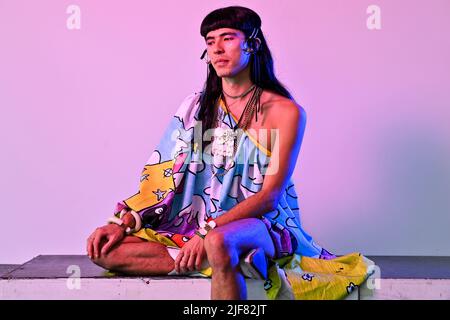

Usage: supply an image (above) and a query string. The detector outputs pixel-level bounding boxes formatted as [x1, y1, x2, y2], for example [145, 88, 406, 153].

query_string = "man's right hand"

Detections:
[86, 224, 125, 259]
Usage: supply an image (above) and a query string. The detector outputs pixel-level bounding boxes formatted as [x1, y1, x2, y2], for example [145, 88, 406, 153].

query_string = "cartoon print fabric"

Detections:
[112, 92, 373, 299]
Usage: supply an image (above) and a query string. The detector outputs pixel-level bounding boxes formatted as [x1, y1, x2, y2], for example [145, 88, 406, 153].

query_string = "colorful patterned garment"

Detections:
[112, 92, 373, 299]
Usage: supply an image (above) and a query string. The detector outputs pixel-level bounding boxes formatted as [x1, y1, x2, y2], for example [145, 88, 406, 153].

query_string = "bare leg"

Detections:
[204, 218, 275, 300]
[92, 236, 175, 276]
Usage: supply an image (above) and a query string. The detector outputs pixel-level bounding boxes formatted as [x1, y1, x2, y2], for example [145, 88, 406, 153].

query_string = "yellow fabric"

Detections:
[124, 160, 175, 211]
[132, 228, 213, 277]
[133, 228, 178, 247]
[267, 252, 369, 300]
[131, 229, 369, 299]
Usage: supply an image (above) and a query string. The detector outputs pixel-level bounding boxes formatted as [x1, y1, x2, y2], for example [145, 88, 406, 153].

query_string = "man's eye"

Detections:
[206, 37, 232, 46]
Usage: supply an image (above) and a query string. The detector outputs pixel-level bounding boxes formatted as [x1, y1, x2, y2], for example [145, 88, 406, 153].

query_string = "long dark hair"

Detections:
[198, 6, 293, 141]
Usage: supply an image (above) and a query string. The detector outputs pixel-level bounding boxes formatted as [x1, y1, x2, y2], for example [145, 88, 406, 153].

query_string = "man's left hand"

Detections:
[174, 235, 206, 274]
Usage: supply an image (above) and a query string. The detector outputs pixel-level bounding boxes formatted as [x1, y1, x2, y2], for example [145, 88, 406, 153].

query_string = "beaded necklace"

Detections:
[210, 86, 263, 177]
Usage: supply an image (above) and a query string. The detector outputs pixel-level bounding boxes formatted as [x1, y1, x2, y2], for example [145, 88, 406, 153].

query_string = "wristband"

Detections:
[118, 208, 128, 219]
[128, 210, 142, 232]
[195, 230, 206, 239]
[118, 209, 142, 233]
[204, 220, 217, 232]
[196, 219, 216, 239]
[107, 216, 132, 234]
[107, 216, 124, 226]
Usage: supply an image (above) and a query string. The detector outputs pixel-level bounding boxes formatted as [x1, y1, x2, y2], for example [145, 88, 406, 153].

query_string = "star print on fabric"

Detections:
[302, 273, 314, 281]
[163, 168, 173, 177]
[346, 282, 358, 293]
[263, 279, 273, 290]
[152, 188, 167, 201]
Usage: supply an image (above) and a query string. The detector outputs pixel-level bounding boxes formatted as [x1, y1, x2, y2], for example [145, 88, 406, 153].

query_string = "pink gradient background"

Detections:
[1, 0, 449, 263]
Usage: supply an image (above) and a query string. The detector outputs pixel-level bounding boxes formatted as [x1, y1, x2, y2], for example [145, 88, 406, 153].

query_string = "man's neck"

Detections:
[221, 65, 254, 97]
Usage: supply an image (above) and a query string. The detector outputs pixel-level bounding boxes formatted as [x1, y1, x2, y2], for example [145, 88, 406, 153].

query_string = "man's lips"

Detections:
[215, 59, 229, 65]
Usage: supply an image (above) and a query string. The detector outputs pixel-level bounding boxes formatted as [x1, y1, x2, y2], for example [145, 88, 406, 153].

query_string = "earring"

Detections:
[244, 48, 253, 54]
[243, 42, 253, 54]
[243, 38, 261, 54]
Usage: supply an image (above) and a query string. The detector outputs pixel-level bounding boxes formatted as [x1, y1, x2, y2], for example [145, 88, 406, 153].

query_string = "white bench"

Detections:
[2, 255, 449, 300]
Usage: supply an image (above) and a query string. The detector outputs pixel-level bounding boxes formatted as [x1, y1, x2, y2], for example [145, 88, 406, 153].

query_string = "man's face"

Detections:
[205, 28, 250, 78]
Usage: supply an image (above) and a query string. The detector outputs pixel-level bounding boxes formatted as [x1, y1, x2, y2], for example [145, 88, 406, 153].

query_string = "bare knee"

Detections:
[91, 243, 124, 271]
[204, 230, 238, 270]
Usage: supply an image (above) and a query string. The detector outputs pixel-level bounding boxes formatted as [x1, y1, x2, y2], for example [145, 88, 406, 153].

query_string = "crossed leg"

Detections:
[92, 217, 275, 299]
[204, 218, 275, 300]
[91, 236, 175, 276]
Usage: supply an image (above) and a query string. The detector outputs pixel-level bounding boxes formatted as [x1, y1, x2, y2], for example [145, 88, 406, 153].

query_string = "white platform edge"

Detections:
[0, 277, 360, 300]
[359, 279, 450, 300]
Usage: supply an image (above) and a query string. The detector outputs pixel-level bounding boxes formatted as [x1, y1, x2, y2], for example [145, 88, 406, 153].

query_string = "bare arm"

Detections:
[213, 101, 307, 227]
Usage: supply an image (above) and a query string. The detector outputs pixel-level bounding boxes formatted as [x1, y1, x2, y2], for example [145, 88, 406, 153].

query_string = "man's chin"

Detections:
[216, 70, 236, 78]
[215, 71, 229, 78]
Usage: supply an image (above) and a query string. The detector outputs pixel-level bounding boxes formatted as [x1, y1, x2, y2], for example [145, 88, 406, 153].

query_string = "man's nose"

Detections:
[212, 42, 224, 54]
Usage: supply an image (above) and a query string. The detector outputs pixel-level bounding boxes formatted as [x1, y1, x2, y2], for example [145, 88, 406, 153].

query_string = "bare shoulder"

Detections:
[261, 91, 306, 128]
